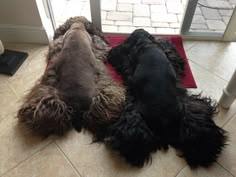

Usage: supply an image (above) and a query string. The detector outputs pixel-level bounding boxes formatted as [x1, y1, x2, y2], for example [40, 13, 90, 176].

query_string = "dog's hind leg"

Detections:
[104, 94, 159, 167]
[173, 94, 228, 168]
[17, 83, 74, 137]
[83, 81, 125, 140]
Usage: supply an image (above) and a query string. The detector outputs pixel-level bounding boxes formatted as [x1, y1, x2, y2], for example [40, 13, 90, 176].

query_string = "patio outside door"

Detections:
[45, 0, 236, 41]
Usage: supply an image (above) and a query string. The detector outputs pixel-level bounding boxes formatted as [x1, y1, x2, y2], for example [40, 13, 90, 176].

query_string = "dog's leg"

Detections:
[105, 94, 159, 167]
[173, 94, 228, 167]
[17, 83, 74, 136]
[83, 74, 125, 140]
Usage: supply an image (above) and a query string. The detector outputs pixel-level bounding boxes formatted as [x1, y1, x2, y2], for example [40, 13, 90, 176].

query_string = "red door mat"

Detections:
[105, 35, 197, 88]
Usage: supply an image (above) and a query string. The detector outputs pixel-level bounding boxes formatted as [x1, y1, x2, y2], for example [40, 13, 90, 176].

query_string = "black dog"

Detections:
[106, 29, 227, 168]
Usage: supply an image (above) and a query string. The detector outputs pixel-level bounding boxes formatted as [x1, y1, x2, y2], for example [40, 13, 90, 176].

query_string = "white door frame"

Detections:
[90, 0, 102, 30]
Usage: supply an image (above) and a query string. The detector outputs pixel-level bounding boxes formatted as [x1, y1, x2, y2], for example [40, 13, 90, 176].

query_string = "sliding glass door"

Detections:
[181, 0, 236, 41]
[45, 0, 236, 41]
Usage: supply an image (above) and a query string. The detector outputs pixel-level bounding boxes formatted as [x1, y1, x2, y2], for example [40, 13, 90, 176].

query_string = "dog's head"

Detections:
[63, 22, 92, 46]
[108, 29, 154, 79]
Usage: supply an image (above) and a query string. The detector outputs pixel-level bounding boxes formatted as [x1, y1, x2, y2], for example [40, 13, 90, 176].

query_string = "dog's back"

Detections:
[133, 46, 177, 108]
[54, 23, 98, 111]
[132, 42, 181, 145]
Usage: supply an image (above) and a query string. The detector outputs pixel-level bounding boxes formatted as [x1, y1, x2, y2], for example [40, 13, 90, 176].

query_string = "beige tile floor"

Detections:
[0, 40, 236, 177]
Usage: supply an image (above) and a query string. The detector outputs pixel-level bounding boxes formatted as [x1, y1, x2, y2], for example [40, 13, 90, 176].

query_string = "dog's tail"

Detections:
[83, 80, 125, 140]
[104, 95, 159, 167]
[17, 83, 74, 137]
[174, 94, 227, 168]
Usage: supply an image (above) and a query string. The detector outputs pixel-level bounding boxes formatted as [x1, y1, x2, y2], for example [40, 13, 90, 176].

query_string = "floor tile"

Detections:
[187, 61, 234, 128]
[218, 115, 236, 176]
[0, 43, 46, 82]
[0, 117, 53, 176]
[186, 41, 236, 81]
[8, 47, 47, 97]
[187, 61, 227, 101]
[0, 81, 20, 123]
[183, 40, 199, 51]
[176, 164, 233, 177]
[2, 143, 80, 177]
[4, 43, 46, 61]
[56, 130, 186, 177]
[214, 101, 236, 127]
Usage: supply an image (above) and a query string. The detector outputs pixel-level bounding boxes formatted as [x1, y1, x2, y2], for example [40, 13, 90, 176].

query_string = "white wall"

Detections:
[0, 0, 49, 44]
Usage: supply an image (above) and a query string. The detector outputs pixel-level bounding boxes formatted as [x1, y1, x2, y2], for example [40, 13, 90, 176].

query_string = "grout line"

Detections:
[0, 142, 53, 177]
[174, 165, 187, 177]
[216, 162, 236, 177]
[221, 111, 236, 128]
[7, 81, 21, 99]
[189, 59, 229, 83]
[55, 142, 83, 177]
[184, 41, 199, 52]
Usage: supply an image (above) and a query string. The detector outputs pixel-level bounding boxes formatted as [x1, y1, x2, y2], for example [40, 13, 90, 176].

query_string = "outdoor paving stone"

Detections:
[206, 20, 226, 30]
[195, 7, 202, 15]
[115, 21, 133, 26]
[150, 5, 167, 13]
[190, 29, 213, 32]
[191, 23, 208, 29]
[177, 14, 184, 22]
[107, 11, 132, 21]
[102, 25, 118, 32]
[156, 28, 176, 34]
[207, 0, 233, 8]
[101, 0, 117, 11]
[136, 27, 156, 33]
[175, 28, 180, 33]
[201, 7, 221, 20]
[166, 0, 182, 2]
[118, 26, 137, 33]
[133, 17, 151, 26]
[182, 0, 188, 5]
[229, 0, 236, 3]
[101, 11, 107, 19]
[192, 15, 206, 24]
[219, 10, 233, 16]
[166, 2, 184, 14]
[117, 3, 133, 12]
[152, 22, 169, 27]
[133, 4, 150, 17]
[118, 0, 141, 4]
[102, 20, 115, 25]
[142, 0, 165, 5]
[222, 17, 231, 25]
[151, 13, 178, 22]
[169, 23, 181, 28]
[55, 0, 231, 34]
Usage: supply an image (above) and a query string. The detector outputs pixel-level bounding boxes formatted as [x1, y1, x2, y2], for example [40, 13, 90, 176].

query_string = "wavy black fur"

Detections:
[106, 29, 227, 168]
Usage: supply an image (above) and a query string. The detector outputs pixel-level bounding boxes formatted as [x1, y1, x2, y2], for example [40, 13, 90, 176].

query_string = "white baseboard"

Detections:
[0, 24, 50, 44]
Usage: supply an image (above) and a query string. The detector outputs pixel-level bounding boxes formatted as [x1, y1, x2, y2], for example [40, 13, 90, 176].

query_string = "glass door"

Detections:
[45, 0, 92, 28]
[45, 0, 236, 41]
[181, 0, 236, 41]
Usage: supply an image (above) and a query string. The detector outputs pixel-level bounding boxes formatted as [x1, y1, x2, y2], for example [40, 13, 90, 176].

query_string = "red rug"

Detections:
[105, 35, 197, 88]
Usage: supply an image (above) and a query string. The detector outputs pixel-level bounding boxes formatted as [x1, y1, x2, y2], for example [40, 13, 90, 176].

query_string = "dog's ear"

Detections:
[105, 96, 159, 167]
[175, 95, 227, 167]
[108, 45, 130, 74]
[17, 84, 74, 136]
